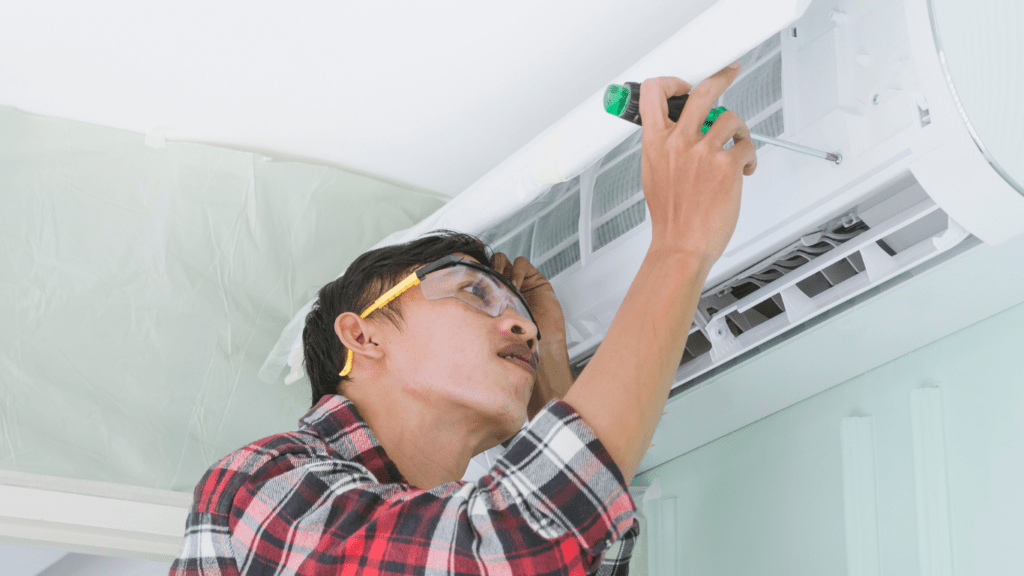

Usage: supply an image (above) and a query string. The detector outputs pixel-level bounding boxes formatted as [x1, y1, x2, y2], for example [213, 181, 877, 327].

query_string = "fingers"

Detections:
[740, 139, 758, 176]
[490, 253, 546, 290]
[705, 112, 757, 176]
[490, 252, 526, 290]
[676, 63, 742, 138]
[509, 256, 538, 290]
[638, 77, 692, 133]
[490, 252, 506, 272]
[490, 253, 511, 279]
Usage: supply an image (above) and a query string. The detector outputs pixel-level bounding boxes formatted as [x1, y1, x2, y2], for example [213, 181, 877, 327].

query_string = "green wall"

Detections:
[0, 106, 448, 492]
[631, 289, 1024, 575]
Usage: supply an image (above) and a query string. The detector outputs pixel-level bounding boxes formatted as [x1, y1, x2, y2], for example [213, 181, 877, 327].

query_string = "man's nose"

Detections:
[498, 306, 538, 347]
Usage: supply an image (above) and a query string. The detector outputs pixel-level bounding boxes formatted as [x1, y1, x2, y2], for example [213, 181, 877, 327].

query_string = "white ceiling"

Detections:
[0, 0, 718, 197]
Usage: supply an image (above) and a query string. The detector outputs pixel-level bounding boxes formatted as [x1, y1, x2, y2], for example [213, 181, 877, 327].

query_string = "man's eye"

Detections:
[462, 281, 488, 300]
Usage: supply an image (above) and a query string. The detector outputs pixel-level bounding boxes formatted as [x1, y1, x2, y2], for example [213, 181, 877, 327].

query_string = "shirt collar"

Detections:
[297, 394, 408, 486]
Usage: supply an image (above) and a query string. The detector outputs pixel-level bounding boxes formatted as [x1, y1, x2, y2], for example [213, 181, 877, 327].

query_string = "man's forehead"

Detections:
[413, 253, 484, 275]
[440, 263, 497, 283]
[451, 252, 480, 264]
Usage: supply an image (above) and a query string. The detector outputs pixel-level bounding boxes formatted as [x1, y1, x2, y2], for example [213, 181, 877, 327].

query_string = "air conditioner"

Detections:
[263, 0, 1024, 483]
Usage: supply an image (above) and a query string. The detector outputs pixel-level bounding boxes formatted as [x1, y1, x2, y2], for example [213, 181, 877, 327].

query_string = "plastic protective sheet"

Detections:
[0, 106, 447, 492]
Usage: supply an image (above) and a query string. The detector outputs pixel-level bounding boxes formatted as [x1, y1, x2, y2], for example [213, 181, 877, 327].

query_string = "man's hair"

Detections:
[303, 229, 493, 408]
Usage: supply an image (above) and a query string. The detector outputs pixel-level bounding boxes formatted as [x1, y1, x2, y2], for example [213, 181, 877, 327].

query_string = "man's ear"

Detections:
[334, 312, 385, 367]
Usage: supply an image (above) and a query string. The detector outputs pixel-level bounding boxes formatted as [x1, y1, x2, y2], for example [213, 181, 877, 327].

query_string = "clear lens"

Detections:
[420, 265, 532, 323]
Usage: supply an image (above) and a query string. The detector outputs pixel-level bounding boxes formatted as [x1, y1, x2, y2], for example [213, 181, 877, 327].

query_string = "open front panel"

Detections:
[481, 32, 788, 272]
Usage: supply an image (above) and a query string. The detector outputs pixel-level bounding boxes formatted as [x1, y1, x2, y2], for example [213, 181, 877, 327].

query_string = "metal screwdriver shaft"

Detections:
[604, 82, 842, 165]
[749, 133, 842, 164]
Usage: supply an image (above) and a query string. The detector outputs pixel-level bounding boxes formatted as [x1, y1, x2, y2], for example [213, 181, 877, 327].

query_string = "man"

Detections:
[169, 62, 756, 576]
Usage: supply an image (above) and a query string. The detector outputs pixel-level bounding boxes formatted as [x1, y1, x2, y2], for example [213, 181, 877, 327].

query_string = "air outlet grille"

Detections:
[681, 330, 713, 365]
[698, 219, 872, 320]
[673, 181, 968, 377]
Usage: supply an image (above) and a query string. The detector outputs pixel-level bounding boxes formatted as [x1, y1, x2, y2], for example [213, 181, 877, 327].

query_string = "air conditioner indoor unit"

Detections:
[263, 0, 1024, 483]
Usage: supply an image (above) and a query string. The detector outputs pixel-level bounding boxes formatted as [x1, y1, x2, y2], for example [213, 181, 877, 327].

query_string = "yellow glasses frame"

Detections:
[338, 255, 540, 378]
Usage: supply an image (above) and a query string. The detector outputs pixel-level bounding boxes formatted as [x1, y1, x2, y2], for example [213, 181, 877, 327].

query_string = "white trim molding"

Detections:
[840, 416, 882, 576]
[644, 496, 678, 575]
[0, 468, 191, 563]
[910, 386, 955, 576]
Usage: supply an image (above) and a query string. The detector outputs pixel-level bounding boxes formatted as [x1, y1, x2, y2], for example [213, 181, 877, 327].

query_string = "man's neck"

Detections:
[347, 390, 487, 490]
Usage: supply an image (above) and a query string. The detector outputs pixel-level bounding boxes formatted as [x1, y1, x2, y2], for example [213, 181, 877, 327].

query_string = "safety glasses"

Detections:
[339, 255, 540, 377]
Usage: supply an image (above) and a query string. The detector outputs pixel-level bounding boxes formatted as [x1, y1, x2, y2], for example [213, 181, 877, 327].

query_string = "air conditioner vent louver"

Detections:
[877, 209, 949, 254]
[795, 250, 866, 298]
[680, 330, 713, 364]
[698, 218, 871, 318]
[671, 179, 970, 380]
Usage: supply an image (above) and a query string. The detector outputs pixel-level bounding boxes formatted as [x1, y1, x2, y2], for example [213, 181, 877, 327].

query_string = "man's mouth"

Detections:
[499, 353, 535, 373]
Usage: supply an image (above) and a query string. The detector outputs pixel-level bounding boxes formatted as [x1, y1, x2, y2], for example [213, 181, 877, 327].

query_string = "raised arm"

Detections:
[562, 63, 757, 486]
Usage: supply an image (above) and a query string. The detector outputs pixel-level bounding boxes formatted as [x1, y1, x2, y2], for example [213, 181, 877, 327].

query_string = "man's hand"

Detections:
[490, 253, 574, 420]
[639, 67, 757, 271]
[490, 252, 566, 342]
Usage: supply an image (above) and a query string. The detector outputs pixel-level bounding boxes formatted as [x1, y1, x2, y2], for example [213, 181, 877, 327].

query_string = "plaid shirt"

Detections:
[169, 394, 640, 575]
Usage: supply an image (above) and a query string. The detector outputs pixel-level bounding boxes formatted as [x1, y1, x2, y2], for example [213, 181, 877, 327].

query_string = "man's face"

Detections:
[380, 253, 539, 444]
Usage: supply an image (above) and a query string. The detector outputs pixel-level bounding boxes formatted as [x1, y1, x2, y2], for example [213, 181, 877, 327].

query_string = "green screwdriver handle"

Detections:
[606, 81, 842, 163]
[702, 105, 727, 134]
[605, 81, 726, 133]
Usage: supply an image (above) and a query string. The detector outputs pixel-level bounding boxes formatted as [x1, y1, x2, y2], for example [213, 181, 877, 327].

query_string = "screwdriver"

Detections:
[604, 82, 842, 164]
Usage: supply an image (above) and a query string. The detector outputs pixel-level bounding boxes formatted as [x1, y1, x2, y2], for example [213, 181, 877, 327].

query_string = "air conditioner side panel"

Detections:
[911, 134, 1024, 246]
[904, 0, 1024, 245]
